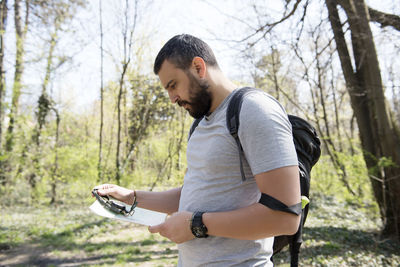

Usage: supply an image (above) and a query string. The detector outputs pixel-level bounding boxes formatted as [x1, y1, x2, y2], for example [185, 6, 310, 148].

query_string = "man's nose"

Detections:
[168, 91, 179, 104]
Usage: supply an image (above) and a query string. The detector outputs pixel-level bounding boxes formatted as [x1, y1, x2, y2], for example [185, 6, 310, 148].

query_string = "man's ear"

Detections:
[192, 57, 207, 78]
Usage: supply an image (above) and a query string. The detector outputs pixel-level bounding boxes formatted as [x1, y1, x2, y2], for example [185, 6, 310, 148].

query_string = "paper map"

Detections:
[89, 200, 167, 226]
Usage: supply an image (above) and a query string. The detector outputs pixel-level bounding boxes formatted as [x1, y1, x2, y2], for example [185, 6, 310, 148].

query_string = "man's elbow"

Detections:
[282, 214, 301, 235]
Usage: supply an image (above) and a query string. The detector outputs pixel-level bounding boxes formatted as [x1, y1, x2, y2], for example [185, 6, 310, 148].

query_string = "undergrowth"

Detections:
[0, 193, 399, 266]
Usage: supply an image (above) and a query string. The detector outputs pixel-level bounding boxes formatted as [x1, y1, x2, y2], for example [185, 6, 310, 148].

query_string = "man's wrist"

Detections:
[128, 190, 137, 205]
[190, 211, 208, 238]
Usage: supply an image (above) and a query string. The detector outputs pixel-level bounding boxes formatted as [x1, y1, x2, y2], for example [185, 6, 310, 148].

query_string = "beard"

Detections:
[177, 72, 212, 119]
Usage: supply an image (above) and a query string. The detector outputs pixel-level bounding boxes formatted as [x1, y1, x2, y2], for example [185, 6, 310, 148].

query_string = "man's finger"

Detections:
[94, 184, 114, 196]
[96, 188, 109, 196]
[148, 223, 163, 234]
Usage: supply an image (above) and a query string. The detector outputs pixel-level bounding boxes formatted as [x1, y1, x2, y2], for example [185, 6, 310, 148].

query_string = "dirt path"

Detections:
[0, 244, 54, 266]
[0, 243, 174, 267]
[0, 225, 178, 267]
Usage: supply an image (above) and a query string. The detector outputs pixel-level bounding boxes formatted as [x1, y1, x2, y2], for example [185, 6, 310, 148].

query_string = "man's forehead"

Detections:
[159, 59, 177, 73]
[158, 60, 180, 87]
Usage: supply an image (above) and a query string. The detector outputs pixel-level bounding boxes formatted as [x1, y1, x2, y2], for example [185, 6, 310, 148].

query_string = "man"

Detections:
[94, 34, 300, 266]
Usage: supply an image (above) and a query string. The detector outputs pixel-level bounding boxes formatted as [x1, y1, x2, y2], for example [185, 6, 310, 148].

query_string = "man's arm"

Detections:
[203, 165, 301, 240]
[136, 187, 182, 215]
[149, 165, 301, 243]
[95, 184, 182, 215]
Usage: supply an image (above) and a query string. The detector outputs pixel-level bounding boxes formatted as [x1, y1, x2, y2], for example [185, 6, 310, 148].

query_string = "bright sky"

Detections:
[58, 0, 325, 112]
[54, 0, 249, 112]
[3, 0, 399, 113]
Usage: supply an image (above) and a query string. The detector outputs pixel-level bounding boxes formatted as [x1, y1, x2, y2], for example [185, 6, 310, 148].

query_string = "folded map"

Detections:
[89, 200, 167, 226]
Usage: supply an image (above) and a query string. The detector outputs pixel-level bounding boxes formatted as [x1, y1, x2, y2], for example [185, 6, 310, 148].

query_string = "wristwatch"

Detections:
[190, 211, 208, 238]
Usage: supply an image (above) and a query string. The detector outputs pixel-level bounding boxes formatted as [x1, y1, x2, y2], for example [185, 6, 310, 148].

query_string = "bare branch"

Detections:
[202, 0, 256, 31]
[368, 6, 400, 32]
[240, 0, 303, 44]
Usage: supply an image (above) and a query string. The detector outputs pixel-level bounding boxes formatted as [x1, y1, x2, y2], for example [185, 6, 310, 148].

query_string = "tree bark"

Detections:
[115, 63, 127, 184]
[0, 0, 8, 187]
[115, 0, 138, 183]
[368, 6, 400, 31]
[326, 0, 400, 240]
[5, 0, 29, 152]
[0, 0, 8, 148]
[50, 109, 60, 205]
[1, 0, 29, 188]
[98, 0, 104, 182]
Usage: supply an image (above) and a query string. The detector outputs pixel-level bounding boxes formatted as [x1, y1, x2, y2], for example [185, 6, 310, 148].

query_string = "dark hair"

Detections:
[153, 34, 219, 74]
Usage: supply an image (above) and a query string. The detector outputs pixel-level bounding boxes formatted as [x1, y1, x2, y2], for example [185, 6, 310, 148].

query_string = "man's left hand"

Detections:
[148, 211, 194, 244]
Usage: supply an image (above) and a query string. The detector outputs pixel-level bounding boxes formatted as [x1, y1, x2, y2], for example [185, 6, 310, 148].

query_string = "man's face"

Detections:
[158, 60, 212, 118]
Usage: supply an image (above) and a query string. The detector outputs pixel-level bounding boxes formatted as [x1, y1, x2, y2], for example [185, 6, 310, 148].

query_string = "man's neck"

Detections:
[207, 68, 237, 114]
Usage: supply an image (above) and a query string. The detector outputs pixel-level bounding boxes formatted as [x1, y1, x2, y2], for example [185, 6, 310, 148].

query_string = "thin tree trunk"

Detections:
[46, 34, 64, 202]
[115, 0, 138, 183]
[2, 0, 28, 188]
[0, 0, 8, 187]
[50, 109, 60, 205]
[98, 0, 104, 182]
[0, 0, 8, 148]
[330, 64, 343, 153]
[270, 46, 280, 101]
[42, 34, 55, 100]
[5, 0, 29, 152]
[116, 63, 128, 183]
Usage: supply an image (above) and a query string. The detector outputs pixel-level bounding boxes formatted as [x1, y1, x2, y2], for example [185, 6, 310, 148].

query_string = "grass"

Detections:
[273, 194, 400, 266]
[0, 205, 178, 266]
[0, 194, 399, 266]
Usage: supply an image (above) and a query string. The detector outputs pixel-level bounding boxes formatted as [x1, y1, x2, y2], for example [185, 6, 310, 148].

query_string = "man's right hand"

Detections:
[93, 184, 135, 205]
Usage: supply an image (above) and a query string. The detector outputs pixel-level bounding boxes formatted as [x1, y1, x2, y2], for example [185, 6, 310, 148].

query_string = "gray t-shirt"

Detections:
[178, 88, 298, 267]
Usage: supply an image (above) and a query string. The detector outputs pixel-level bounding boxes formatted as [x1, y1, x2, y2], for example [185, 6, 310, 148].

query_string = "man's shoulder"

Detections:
[238, 89, 288, 122]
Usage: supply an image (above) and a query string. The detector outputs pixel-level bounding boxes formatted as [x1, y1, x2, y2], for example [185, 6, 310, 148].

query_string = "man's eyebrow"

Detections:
[165, 80, 174, 90]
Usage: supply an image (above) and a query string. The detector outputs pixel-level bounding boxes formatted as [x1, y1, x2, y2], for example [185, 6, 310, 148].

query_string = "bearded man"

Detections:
[94, 34, 300, 267]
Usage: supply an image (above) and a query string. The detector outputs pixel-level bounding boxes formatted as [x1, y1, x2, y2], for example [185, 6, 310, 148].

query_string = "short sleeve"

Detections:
[238, 92, 298, 175]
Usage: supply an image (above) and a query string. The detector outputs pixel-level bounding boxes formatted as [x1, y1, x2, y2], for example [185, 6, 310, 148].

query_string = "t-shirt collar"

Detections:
[205, 88, 240, 121]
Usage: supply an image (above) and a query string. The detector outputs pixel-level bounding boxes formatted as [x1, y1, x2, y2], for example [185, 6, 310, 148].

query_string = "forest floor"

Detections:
[1, 194, 399, 267]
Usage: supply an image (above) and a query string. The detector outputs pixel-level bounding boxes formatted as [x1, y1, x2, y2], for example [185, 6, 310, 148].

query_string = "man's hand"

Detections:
[148, 211, 194, 244]
[93, 184, 135, 205]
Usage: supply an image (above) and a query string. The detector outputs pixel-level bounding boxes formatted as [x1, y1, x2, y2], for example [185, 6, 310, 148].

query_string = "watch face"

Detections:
[194, 227, 202, 236]
[193, 226, 207, 237]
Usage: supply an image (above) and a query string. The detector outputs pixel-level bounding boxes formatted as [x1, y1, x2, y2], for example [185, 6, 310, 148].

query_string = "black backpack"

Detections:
[189, 87, 321, 267]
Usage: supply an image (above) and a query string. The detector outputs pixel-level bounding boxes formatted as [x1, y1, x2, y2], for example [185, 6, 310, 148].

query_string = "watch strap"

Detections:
[190, 211, 208, 238]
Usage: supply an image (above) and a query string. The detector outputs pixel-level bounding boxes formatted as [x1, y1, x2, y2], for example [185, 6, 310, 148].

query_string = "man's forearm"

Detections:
[203, 203, 300, 240]
[135, 187, 182, 215]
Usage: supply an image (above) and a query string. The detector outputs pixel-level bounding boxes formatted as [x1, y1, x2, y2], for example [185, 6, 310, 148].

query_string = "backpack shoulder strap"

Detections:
[226, 87, 259, 181]
[226, 88, 258, 136]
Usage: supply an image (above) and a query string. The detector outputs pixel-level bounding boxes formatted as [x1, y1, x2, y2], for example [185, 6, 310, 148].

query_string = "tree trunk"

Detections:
[0, 0, 8, 187]
[0, 0, 8, 148]
[50, 109, 60, 205]
[115, 0, 138, 183]
[1, 0, 29, 188]
[326, 0, 400, 240]
[5, 0, 29, 152]
[115, 63, 127, 184]
[97, 0, 104, 182]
